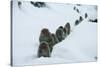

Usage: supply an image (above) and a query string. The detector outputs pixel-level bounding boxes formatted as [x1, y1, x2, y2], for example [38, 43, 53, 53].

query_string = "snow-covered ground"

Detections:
[12, 1, 97, 66]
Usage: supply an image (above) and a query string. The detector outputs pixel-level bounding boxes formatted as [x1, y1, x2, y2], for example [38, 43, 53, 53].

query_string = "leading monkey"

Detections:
[39, 28, 54, 52]
[37, 41, 50, 57]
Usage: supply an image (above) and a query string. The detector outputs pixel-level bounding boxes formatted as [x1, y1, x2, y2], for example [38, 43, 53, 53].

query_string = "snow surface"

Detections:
[12, 1, 97, 66]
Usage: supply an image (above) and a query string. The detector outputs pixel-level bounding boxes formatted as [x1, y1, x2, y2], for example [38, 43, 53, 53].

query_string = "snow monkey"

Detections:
[85, 13, 88, 19]
[34, 2, 46, 8]
[30, 1, 46, 8]
[63, 27, 67, 38]
[18, 1, 22, 8]
[56, 26, 65, 42]
[89, 19, 97, 23]
[64, 23, 71, 35]
[76, 9, 79, 13]
[51, 33, 59, 46]
[39, 28, 54, 53]
[37, 41, 50, 57]
[75, 19, 80, 26]
[30, 1, 34, 5]
[73, 6, 76, 10]
[79, 16, 83, 22]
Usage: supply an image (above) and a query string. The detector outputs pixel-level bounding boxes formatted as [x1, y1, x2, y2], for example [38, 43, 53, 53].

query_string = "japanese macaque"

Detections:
[30, 1, 46, 8]
[75, 19, 80, 26]
[85, 13, 88, 18]
[18, 1, 22, 8]
[35, 2, 46, 8]
[39, 28, 54, 52]
[64, 23, 71, 35]
[76, 9, 79, 13]
[73, 6, 76, 10]
[79, 16, 83, 22]
[51, 33, 59, 45]
[37, 41, 50, 57]
[63, 27, 68, 37]
[89, 19, 97, 23]
[76, 4, 81, 6]
[56, 26, 65, 42]
[30, 1, 34, 5]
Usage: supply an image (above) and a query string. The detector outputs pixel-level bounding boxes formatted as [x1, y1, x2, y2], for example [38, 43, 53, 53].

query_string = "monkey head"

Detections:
[39, 41, 49, 49]
[59, 26, 63, 29]
[38, 41, 50, 57]
[65, 23, 70, 28]
[41, 28, 50, 36]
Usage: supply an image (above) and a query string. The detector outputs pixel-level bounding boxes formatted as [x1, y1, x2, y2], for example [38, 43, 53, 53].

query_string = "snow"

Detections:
[12, 1, 97, 66]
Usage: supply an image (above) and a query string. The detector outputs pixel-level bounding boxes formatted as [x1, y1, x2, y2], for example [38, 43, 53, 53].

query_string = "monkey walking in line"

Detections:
[63, 26, 68, 38]
[64, 23, 71, 35]
[30, 1, 35, 5]
[51, 33, 59, 46]
[76, 9, 80, 13]
[73, 6, 76, 10]
[85, 13, 88, 19]
[39, 28, 55, 53]
[75, 16, 83, 26]
[37, 41, 50, 57]
[34, 2, 46, 8]
[79, 16, 83, 22]
[63, 23, 70, 37]
[56, 26, 65, 42]
[38, 23, 71, 58]
[75, 19, 80, 26]
[18, 1, 22, 9]
[30, 1, 46, 8]
[89, 19, 97, 23]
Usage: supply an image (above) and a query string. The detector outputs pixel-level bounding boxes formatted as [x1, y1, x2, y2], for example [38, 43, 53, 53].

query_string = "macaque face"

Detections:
[41, 28, 50, 36]
[38, 42, 50, 57]
[40, 43, 48, 49]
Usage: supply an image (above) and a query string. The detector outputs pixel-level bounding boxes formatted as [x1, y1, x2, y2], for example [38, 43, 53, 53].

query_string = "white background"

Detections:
[0, 0, 100, 67]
